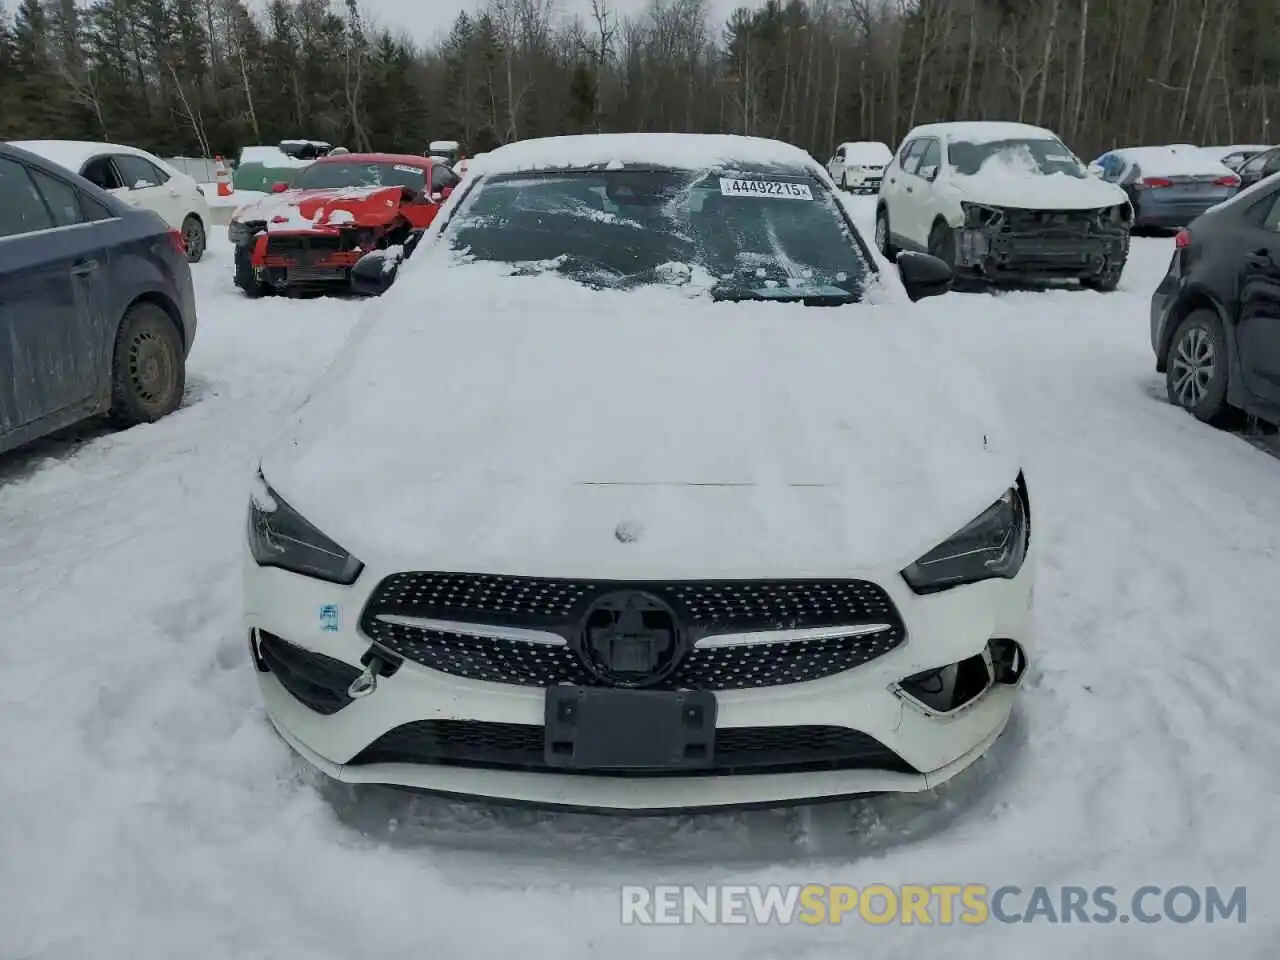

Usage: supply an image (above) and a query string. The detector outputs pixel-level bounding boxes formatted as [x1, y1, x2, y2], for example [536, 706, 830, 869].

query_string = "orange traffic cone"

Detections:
[215, 156, 234, 197]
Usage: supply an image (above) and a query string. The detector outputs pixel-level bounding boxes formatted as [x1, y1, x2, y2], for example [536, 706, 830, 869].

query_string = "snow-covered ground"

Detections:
[2, 202, 1277, 957]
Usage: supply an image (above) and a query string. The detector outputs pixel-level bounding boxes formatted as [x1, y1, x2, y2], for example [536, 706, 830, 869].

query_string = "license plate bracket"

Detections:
[543, 686, 716, 770]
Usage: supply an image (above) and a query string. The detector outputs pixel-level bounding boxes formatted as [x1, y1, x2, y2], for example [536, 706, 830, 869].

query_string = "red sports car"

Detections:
[228, 152, 460, 296]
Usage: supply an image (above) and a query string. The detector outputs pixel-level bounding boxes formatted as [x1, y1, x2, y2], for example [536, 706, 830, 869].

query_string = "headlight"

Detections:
[960, 202, 1004, 227]
[248, 471, 363, 584]
[901, 485, 1028, 595]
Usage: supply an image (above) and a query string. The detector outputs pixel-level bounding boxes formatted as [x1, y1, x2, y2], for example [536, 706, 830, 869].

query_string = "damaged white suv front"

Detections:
[875, 121, 1132, 291]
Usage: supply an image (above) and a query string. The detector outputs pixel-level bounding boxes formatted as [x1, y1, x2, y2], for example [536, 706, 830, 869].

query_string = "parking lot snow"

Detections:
[1, 214, 1277, 958]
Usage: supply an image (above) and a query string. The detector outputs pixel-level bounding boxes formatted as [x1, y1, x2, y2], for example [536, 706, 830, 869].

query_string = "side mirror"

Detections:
[1086, 164, 1105, 178]
[918, 164, 938, 181]
[271, 182, 289, 193]
[896, 251, 952, 302]
[441, 185, 454, 200]
[429, 191, 443, 203]
[350, 249, 401, 296]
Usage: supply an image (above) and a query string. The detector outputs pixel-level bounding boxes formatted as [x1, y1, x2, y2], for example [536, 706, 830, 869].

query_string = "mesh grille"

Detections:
[348, 719, 916, 776]
[359, 573, 906, 690]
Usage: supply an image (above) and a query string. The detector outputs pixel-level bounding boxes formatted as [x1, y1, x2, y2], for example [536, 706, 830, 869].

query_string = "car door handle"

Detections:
[70, 259, 98, 276]
[905, 185, 914, 193]
[888, 177, 896, 184]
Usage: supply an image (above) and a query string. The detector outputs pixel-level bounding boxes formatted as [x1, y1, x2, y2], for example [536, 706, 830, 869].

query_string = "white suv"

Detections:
[874, 121, 1132, 290]
[827, 141, 892, 193]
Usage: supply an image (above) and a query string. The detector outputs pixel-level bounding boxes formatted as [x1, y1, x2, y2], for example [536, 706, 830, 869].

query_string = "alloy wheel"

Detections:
[1170, 325, 1216, 408]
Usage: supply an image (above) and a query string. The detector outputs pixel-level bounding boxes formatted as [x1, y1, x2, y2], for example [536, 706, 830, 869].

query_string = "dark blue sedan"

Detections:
[0, 143, 197, 456]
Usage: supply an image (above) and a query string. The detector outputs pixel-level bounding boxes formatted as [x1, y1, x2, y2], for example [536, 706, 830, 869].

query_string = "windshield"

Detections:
[294, 161, 426, 191]
[444, 167, 872, 303]
[947, 138, 1086, 178]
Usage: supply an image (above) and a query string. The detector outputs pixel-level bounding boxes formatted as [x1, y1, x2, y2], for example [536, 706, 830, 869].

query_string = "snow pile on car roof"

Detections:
[1112, 145, 1233, 176]
[914, 121, 1060, 143]
[238, 145, 315, 168]
[10, 139, 158, 172]
[840, 141, 893, 162]
[480, 133, 824, 175]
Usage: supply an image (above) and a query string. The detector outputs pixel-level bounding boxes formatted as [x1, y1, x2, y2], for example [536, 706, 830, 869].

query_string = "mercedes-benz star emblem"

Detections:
[577, 590, 682, 686]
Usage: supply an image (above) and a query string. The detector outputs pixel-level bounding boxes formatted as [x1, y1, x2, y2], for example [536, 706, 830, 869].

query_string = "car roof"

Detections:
[0, 142, 131, 214]
[478, 132, 823, 177]
[904, 121, 1059, 143]
[313, 152, 439, 167]
[6, 139, 169, 173]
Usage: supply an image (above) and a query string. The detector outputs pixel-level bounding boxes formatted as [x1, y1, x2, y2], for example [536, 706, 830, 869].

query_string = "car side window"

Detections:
[901, 139, 930, 176]
[82, 157, 126, 191]
[896, 139, 917, 167]
[1244, 192, 1280, 231]
[28, 169, 86, 227]
[0, 158, 56, 238]
[115, 154, 168, 189]
[80, 194, 113, 221]
[1241, 152, 1271, 177]
[835, 146, 846, 161]
[915, 139, 941, 179]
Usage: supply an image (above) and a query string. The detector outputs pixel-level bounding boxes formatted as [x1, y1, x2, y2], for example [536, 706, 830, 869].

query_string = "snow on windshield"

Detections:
[949, 138, 1086, 179]
[295, 162, 425, 191]
[444, 167, 871, 302]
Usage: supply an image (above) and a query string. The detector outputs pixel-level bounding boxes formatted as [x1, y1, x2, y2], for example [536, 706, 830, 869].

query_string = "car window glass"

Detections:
[916, 139, 941, 178]
[835, 147, 845, 160]
[82, 157, 125, 190]
[901, 140, 929, 175]
[1242, 152, 1271, 176]
[0, 158, 56, 238]
[81, 194, 113, 220]
[1246, 192, 1280, 231]
[115, 154, 165, 189]
[29, 169, 85, 227]
[897, 139, 917, 166]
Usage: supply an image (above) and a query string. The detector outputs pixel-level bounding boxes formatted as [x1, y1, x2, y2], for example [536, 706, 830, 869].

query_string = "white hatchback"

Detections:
[9, 140, 212, 262]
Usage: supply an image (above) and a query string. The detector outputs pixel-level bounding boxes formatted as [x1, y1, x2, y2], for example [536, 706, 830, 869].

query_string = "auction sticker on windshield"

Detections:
[719, 178, 813, 200]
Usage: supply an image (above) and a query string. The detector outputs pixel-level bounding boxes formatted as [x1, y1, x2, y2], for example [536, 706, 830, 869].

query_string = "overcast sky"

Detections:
[358, 0, 750, 45]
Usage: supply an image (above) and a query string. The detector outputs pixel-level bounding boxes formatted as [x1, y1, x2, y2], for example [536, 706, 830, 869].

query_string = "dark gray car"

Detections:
[0, 143, 197, 456]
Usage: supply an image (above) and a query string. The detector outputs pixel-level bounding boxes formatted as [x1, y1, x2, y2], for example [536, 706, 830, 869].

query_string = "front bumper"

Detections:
[244, 551, 1036, 812]
[955, 224, 1128, 281]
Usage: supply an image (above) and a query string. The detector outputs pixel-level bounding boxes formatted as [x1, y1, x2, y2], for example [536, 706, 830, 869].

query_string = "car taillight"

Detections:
[168, 228, 186, 253]
[1174, 228, 1192, 249]
[1213, 174, 1240, 187]
[1141, 177, 1174, 188]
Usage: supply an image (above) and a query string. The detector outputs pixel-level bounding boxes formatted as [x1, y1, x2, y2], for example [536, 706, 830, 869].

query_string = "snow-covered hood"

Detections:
[260, 265, 1023, 578]
[949, 170, 1127, 211]
[232, 185, 407, 229]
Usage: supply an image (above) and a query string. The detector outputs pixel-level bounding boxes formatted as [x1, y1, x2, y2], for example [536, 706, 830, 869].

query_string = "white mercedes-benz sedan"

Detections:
[244, 133, 1035, 813]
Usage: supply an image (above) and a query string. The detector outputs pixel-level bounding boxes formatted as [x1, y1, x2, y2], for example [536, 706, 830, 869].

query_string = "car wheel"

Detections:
[875, 206, 897, 260]
[181, 215, 206, 263]
[1082, 258, 1125, 292]
[109, 302, 186, 426]
[233, 242, 269, 298]
[1165, 309, 1230, 423]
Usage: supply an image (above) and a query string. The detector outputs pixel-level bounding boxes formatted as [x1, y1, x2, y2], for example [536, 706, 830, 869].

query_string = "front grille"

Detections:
[256, 631, 362, 715]
[359, 573, 906, 690]
[266, 234, 344, 255]
[999, 208, 1101, 235]
[347, 719, 916, 776]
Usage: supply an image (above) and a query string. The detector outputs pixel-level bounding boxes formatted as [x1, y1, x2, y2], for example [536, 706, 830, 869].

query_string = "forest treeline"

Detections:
[1, 0, 1276, 161]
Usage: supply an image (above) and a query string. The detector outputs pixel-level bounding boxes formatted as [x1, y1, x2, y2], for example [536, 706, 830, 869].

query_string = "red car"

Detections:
[228, 153, 460, 296]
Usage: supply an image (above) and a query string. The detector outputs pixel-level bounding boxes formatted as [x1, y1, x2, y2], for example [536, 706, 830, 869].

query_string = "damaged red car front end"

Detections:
[230, 154, 456, 297]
